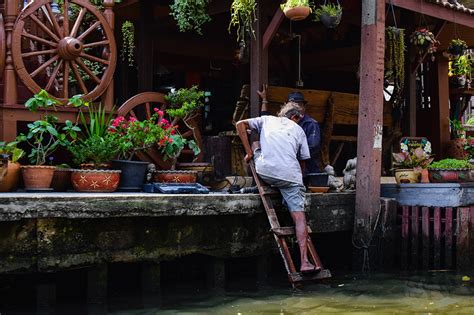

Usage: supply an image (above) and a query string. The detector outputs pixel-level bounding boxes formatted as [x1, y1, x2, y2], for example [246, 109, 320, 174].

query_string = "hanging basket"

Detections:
[320, 10, 342, 28]
[283, 6, 311, 21]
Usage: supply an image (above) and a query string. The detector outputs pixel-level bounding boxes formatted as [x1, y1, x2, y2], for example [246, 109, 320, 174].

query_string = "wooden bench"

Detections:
[265, 86, 393, 167]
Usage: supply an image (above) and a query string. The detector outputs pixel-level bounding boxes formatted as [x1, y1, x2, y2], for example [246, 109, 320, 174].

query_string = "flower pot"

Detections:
[153, 170, 197, 184]
[428, 168, 470, 183]
[177, 163, 214, 185]
[283, 6, 311, 21]
[80, 163, 111, 170]
[445, 138, 468, 160]
[450, 75, 466, 88]
[21, 165, 56, 190]
[320, 11, 342, 28]
[0, 161, 21, 192]
[111, 160, 149, 191]
[71, 169, 121, 192]
[394, 169, 420, 184]
[51, 168, 72, 192]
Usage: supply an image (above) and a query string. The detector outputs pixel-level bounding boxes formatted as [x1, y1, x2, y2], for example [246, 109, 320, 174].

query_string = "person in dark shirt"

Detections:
[257, 85, 321, 174]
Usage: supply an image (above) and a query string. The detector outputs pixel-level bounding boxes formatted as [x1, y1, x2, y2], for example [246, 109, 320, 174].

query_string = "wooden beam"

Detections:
[354, 0, 385, 243]
[388, 0, 474, 28]
[263, 9, 284, 50]
[250, 3, 268, 117]
[433, 55, 450, 158]
[137, 0, 154, 92]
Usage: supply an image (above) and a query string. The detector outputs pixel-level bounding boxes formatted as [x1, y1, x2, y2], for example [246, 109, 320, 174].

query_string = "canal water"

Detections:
[112, 272, 474, 314]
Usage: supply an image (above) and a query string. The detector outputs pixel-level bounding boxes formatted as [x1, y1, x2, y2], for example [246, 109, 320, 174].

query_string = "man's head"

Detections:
[288, 91, 307, 114]
[278, 101, 303, 123]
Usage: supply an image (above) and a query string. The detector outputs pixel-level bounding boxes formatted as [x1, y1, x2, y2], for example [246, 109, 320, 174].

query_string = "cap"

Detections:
[288, 91, 307, 104]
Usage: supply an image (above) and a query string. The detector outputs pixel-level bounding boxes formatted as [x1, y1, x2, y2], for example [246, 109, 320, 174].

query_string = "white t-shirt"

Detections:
[247, 116, 310, 185]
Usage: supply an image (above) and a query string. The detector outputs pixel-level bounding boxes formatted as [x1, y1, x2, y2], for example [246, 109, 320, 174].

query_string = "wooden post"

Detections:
[445, 207, 453, 269]
[353, 0, 385, 254]
[457, 207, 470, 271]
[101, 0, 115, 110]
[141, 262, 161, 308]
[410, 206, 419, 270]
[421, 206, 430, 269]
[137, 0, 153, 92]
[431, 55, 450, 158]
[401, 206, 409, 269]
[249, 2, 267, 117]
[36, 280, 56, 315]
[3, 0, 18, 105]
[256, 254, 269, 288]
[379, 198, 397, 270]
[206, 257, 225, 294]
[87, 264, 108, 313]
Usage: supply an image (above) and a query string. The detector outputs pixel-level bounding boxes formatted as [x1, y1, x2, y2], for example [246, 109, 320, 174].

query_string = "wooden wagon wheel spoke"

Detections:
[75, 58, 100, 84]
[12, 0, 117, 104]
[29, 14, 60, 42]
[45, 59, 63, 91]
[70, 60, 88, 94]
[44, 3, 62, 38]
[70, 8, 87, 38]
[21, 48, 56, 58]
[22, 31, 57, 47]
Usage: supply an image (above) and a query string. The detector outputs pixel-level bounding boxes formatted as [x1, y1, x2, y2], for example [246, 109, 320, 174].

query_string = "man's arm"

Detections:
[257, 84, 270, 115]
[236, 120, 254, 162]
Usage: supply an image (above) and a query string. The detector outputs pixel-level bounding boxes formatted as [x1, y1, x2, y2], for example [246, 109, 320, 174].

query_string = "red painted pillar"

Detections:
[354, 0, 385, 242]
[102, 0, 115, 110]
[3, 0, 18, 106]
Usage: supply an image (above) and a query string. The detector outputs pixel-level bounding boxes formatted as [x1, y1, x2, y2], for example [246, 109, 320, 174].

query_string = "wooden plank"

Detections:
[411, 206, 419, 270]
[470, 206, 474, 271]
[272, 226, 313, 236]
[456, 207, 470, 271]
[422, 207, 430, 270]
[401, 206, 409, 270]
[250, 4, 267, 117]
[388, 0, 474, 29]
[289, 269, 331, 282]
[445, 207, 453, 269]
[263, 9, 284, 50]
[433, 207, 441, 269]
[354, 0, 385, 253]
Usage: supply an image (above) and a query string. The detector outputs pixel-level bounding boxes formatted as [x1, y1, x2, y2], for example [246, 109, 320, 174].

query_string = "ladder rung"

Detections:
[289, 269, 332, 283]
[271, 226, 313, 236]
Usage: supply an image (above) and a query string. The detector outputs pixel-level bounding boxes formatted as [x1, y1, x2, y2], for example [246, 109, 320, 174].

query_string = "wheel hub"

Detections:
[57, 37, 83, 60]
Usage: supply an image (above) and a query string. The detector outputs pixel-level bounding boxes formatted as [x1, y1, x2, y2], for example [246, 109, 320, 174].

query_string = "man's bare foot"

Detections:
[300, 261, 321, 273]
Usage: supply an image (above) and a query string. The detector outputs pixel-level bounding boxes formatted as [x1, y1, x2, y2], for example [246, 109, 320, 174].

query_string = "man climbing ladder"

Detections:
[236, 102, 331, 283]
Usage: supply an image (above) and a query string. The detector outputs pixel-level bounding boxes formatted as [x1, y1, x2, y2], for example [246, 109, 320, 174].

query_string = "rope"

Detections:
[352, 201, 384, 273]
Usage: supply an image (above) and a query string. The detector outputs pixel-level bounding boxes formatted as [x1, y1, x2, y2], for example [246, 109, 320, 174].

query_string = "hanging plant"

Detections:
[228, 0, 257, 43]
[170, 0, 211, 35]
[385, 26, 406, 99]
[280, 0, 311, 21]
[409, 28, 440, 62]
[313, 2, 343, 28]
[448, 38, 468, 57]
[121, 20, 135, 67]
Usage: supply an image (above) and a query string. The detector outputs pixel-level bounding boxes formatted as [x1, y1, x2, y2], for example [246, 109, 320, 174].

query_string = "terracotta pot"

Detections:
[51, 168, 72, 192]
[420, 168, 430, 183]
[71, 169, 121, 192]
[394, 169, 420, 184]
[153, 170, 197, 184]
[445, 138, 468, 160]
[283, 6, 311, 21]
[428, 168, 471, 183]
[0, 161, 21, 192]
[21, 165, 56, 189]
[177, 163, 214, 185]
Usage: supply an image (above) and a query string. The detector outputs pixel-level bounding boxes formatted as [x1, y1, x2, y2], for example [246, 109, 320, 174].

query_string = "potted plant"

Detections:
[69, 134, 122, 192]
[228, 0, 257, 43]
[449, 55, 471, 88]
[313, 2, 343, 28]
[448, 38, 468, 57]
[410, 28, 440, 62]
[16, 90, 81, 190]
[428, 158, 472, 183]
[446, 119, 469, 159]
[0, 141, 24, 192]
[170, 0, 211, 35]
[392, 142, 433, 184]
[280, 0, 312, 21]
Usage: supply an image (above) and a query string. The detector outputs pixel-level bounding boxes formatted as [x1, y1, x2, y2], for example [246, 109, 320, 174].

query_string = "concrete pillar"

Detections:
[206, 257, 225, 294]
[141, 262, 161, 308]
[87, 264, 108, 314]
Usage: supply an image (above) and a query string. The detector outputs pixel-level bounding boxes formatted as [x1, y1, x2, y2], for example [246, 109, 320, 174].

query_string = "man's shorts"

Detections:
[259, 173, 306, 212]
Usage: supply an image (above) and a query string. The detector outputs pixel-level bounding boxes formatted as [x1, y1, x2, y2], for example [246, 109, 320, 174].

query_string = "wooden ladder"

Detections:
[249, 160, 331, 287]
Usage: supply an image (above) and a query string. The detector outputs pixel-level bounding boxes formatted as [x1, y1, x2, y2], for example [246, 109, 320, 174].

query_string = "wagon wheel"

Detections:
[117, 92, 204, 169]
[0, 14, 5, 77]
[12, 0, 116, 104]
